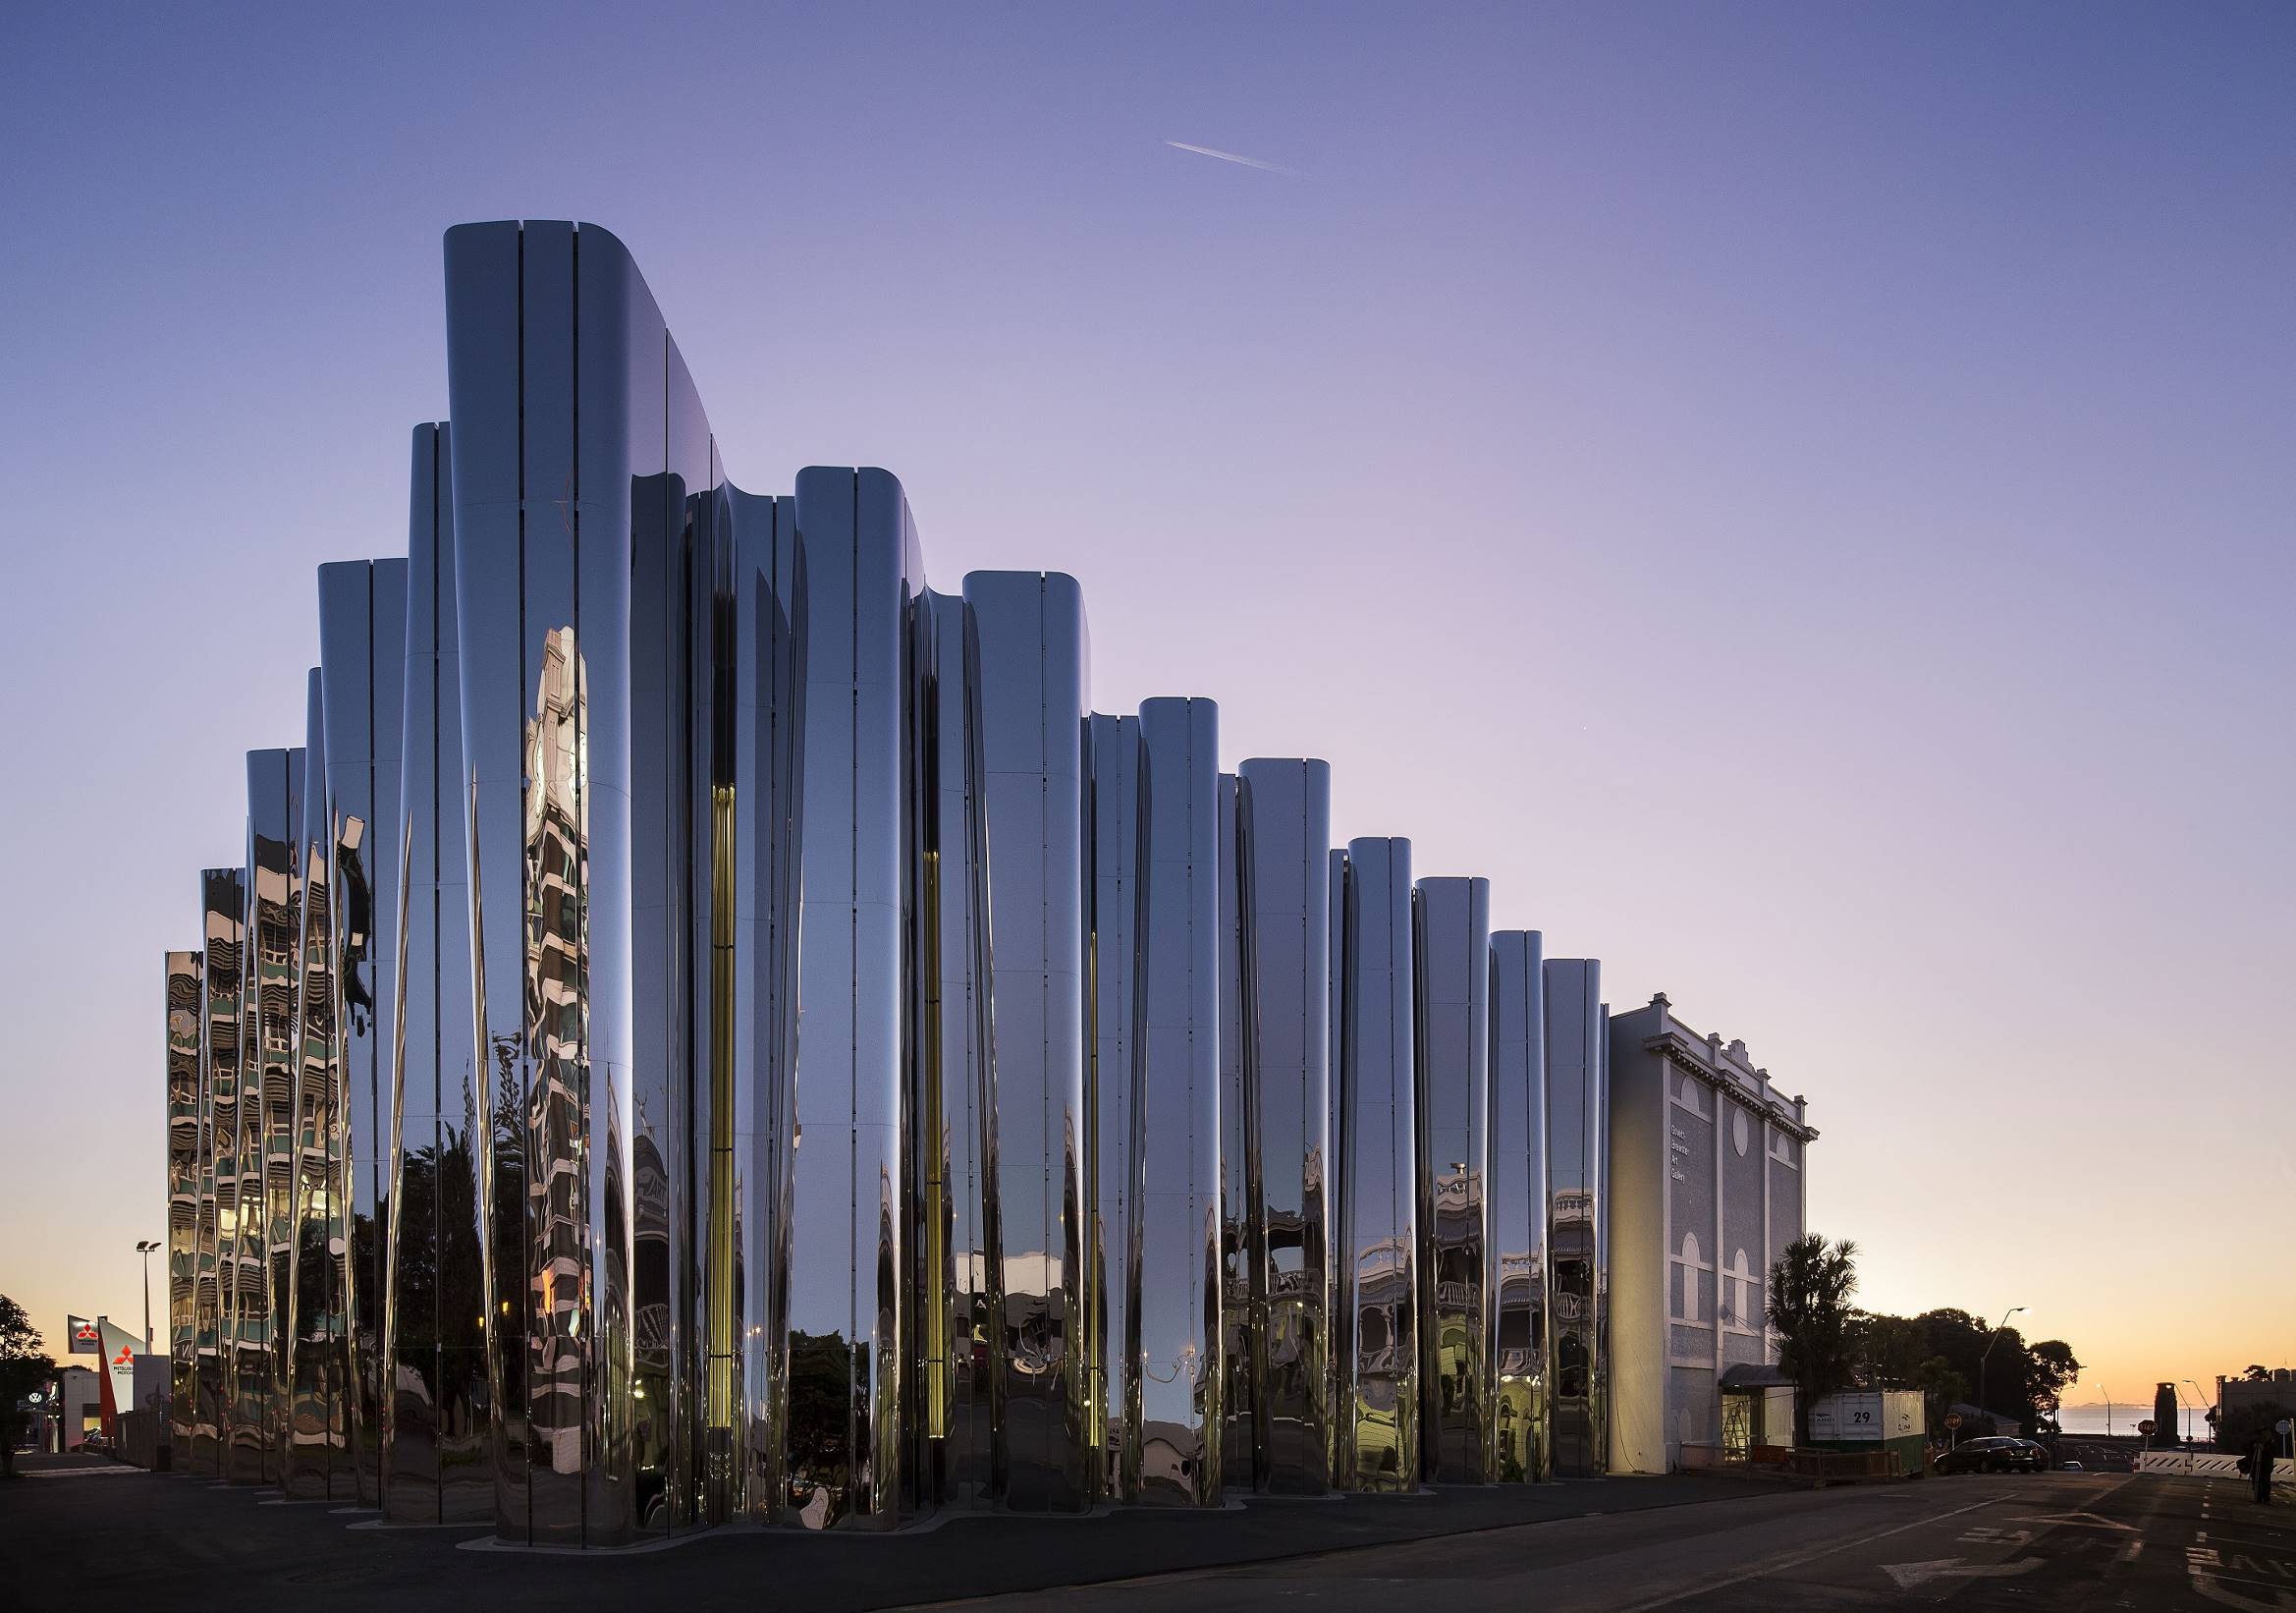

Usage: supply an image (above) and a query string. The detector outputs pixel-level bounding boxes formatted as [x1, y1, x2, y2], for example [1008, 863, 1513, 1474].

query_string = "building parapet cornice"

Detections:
[1637, 995, 1816, 1140]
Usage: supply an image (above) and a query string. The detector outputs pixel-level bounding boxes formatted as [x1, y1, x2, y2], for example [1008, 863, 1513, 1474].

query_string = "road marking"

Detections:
[1608, 1494, 1999, 1613]
[2012, 1511, 2136, 1530]
[2117, 1538, 2145, 1564]
[1884, 1557, 2045, 1589]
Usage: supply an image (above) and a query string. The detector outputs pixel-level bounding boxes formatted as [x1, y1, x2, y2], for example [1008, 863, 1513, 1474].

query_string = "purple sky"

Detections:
[2, 2, 2288, 1398]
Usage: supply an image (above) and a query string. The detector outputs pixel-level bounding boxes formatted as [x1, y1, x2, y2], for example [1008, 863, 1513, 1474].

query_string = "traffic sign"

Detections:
[1944, 1413, 1962, 1430]
[2138, 1418, 2156, 1435]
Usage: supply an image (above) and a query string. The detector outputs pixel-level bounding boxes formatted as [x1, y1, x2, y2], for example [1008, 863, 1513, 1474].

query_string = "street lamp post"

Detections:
[135, 1239, 160, 1354]
[2183, 1380, 2209, 1450]
[2102, 1386, 2113, 1438]
[1979, 1306, 2027, 1433]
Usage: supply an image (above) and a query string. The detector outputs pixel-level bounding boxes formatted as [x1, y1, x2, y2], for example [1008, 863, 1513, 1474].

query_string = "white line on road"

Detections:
[1609, 1494, 2000, 1613]
[1883, 1557, 2043, 1589]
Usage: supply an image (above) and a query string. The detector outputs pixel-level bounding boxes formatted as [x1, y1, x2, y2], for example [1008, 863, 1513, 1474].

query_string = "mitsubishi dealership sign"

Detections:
[95, 1317, 140, 1435]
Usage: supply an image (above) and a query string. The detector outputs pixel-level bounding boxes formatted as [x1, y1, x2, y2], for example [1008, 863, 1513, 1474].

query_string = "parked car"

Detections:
[76, 1432, 113, 1454]
[2059, 1459, 2086, 1472]
[1936, 1436, 2049, 1474]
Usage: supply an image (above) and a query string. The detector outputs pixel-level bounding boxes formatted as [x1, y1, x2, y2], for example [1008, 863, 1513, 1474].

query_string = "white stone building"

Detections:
[1607, 994, 1815, 1474]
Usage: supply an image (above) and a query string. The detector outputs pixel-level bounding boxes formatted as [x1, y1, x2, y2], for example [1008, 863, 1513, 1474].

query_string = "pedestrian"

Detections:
[2251, 1426, 2275, 1506]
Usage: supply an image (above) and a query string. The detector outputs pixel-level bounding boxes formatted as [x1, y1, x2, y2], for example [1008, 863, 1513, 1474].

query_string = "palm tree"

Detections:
[1768, 1235, 1859, 1448]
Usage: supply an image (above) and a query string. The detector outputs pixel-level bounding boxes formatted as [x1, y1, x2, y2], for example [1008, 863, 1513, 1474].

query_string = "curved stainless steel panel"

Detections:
[1335, 837, 1417, 1490]
[1216, 772, 1253, 1491]
[1544, 957, 1606, 1478]
[923, 590, 997, 1509]
[1233, 759, 1332, 1495]
[962, 570, 1089, 1513]
[1487, 930, 1548, 1482]
[1324, 848, 1344, 1485]
[237, 747, 301, 1484]
[730, 490, 803, 1522]
[447, 220, 690, 1545]
[286, 670, 345, 1498]
[781, 467, 916, 1530]
[195, 866, 244, 1477]
[384, 424, 488, 1525]
[1084, 712, 1140, 1500]
[1133, 699, 1223, 1506]
[167, 949, 204, 1459]
[1411, 876, 1490, 1483]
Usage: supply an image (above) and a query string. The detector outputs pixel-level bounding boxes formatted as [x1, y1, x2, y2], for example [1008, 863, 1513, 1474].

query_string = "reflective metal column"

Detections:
[1134, 698, 1223, 1505]
[1084, 712, 1141, 1500]
[1234, 759, 1332, 1495]
[1216, 772, 1254, 1491]
[1411, 877, 1490, 1483]
[1324, 847, 1345, 1486]
[195, 867, 243, 1477]
[242, 747, 302, 1484]
[1334, 837, 1417, 1490]
[962, 570, 1090, 1512]
[1487, 930, 1548, 1482]
[729, 490, 803, 1521]
[385, 423, 486, 1525]
[286, 671, 346, 1498]
[318, 558, 409, 1506]
[167, 948, 204, 1460]
[1544, 957, 1606, 1478]
[447, 219, 667, 1545]
[782, 467, 919, 1529]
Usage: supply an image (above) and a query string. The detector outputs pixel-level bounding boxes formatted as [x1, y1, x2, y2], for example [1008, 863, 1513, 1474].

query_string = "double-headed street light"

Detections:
[1979, 1305, 2027, 1430]
[135, 1239, 160, 1353]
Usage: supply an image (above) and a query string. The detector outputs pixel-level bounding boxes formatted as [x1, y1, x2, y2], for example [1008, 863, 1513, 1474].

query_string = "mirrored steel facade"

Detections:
[1234, 759, 1333, 1495]
[1544, 957, 1608, 1478]
[1488, 931, 1550, 1482]
[1335, 838, 1418, 1490]
[1413, 876, 1491, 1483]
[167, 949, 203, 1456]
[156, 219, 1768, 1545]
[317, 557, 409, 1504]
[385, 422, 488, 1525]
[244, 747, 302, 1484]
[1134, 698, 1223, 1505]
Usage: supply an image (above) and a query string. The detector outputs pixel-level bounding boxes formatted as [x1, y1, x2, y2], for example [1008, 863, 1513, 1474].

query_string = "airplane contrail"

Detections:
[1164, 140, 1293, 175]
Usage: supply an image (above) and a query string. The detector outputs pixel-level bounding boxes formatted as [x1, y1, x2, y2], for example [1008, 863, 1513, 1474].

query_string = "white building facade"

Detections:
[1607, 995, 1815, 1474]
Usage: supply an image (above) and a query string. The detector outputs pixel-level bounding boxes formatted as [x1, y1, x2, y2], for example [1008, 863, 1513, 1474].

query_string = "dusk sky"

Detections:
[2, 2, 2288, 1408]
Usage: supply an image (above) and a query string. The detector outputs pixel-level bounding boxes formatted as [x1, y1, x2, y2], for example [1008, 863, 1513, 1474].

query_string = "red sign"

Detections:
[2139, 1418, 2157, 1435]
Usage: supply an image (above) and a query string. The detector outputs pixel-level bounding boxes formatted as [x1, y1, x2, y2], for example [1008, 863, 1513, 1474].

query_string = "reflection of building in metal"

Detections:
[1544, 958, 1606, 1479]
[1606, 994, 1814, 1474]
[1133, 698, 1224, 1506]
[1489, 932, 1549, 1483]
[1413, 877, 1491, 1483]
[383, 424, 487, 1526]
[317, 556, 409, 1508]
[1235, 760, 1334, 1495]
[284, 669, 347, 1500]
[244, 747, 302, 1486]
[158, 218, 1829, 1547]
[1336, 838, 1419, 1490]
[193, 866, 243, 1477]
[166, 949, 203, 1458]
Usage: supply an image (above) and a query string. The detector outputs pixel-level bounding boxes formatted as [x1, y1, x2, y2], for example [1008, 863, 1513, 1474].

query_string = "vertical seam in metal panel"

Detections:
[514, 221, 532, 1546]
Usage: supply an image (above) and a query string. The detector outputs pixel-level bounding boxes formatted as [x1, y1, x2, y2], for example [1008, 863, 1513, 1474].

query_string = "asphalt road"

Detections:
[5, 1454, 2290, 1612]
[964, 1471, 2296, 1612]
